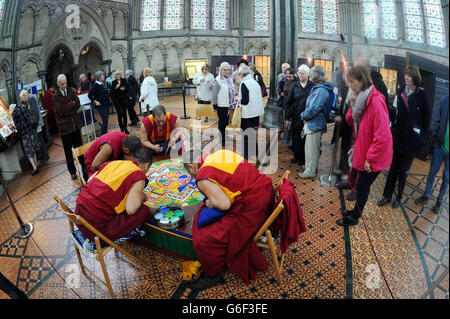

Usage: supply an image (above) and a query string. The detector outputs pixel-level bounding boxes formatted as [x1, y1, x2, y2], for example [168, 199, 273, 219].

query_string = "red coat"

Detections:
[345, 87, 393, 172]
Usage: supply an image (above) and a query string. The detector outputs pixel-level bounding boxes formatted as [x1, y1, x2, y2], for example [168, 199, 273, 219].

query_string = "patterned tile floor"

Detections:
[0, 95, 448, 299]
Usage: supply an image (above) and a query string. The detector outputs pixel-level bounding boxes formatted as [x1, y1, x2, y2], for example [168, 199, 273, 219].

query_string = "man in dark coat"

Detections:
[52, 74, 85, 180]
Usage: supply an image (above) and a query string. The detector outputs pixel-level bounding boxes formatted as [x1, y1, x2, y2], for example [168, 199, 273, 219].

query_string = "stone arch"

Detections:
[18, 53, 43, 71]
[134, 43, 150, 58]
[40, 4, 112, 65]
[165, 41, 179, 56]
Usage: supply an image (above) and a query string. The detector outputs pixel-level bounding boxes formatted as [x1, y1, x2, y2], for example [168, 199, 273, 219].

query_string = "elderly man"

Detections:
[277, 62, 291, 98]
[79, 74, 92, 92]
[299, 66, 334, 179]
[125, 70, 140, 126]
[52, 74, 85, 180]
[141, 104, 182, 155]
[19, 90, 49, 162]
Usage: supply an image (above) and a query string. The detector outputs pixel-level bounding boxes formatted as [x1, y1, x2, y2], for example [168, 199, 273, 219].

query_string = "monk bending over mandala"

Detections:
[183, 149, 275, 290]
[75, 149, 153, 242]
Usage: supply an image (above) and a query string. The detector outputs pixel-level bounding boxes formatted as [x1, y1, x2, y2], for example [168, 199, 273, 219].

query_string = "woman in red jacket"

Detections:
[337, 66, 393, 227]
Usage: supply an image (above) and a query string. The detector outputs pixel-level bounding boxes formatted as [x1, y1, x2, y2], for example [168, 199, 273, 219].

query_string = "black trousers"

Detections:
[114, 97, 129, 131]
[291, 119, 305, 163]
[127, 98, 139, 123]
[0, 273, 27, 299]
[350, 170, 381, 218]
[382, 152, 414, 200]
[61, 130, 83, 175]
[217, 107, 229, 147]
[241, 116, 259, 159]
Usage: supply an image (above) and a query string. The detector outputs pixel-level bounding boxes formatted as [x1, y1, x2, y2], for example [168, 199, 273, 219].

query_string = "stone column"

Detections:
[262, 0, 298, 129]
[442, 0, 449, 43]
[71, 65, 79, 88]
[37, 70, 47, 92]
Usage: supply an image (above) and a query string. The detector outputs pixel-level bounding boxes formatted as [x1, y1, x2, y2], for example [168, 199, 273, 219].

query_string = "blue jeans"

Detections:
[96, 105, 109, 136]
[423, 143, 449, 203]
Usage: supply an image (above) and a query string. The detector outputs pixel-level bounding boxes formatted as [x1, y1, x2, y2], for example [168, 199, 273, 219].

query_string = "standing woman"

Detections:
[337, 66, 393, 227]
[193, 64, 214, 122]
[238, 64, 265, 159]
[378, 65, 430, 208]
[212, 62, 238, 147]
[286, 65, 314, 165]
[111, 70, 130, 134]
[88, 71, 111, 136]
[139, 68, 159, 118]
[11, 100, 41, 176]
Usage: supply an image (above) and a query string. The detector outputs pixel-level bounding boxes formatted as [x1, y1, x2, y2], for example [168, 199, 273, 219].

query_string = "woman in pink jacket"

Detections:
[337, 66, 393, 227]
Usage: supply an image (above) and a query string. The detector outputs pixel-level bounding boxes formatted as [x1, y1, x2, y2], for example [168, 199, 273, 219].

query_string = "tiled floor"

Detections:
[0, 95, 448, 299]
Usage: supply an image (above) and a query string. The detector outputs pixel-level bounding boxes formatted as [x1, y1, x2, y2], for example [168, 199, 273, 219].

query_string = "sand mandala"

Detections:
[144, 158, 205, 208]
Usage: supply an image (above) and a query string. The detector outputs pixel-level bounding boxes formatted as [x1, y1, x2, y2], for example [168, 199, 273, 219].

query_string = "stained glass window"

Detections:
[299, 0, 317, 33]
[254, 0, 270, 31]
[361, 0, 379, 38]
[0, 0, 5, 25]
[321, 0, 338, 34]
[141, 0, 161, 31]
[191, 0, 209, 29]
[423, 0, 446, 47]
[212, 0, 229, 30]
[380, 0, 398, 40]
[403, 0, 424, 43]
[164, 0, 183, 30]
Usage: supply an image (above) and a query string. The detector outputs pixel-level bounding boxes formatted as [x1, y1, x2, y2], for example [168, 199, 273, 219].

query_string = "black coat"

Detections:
[111, 78, 128, 101]
[126, 75, 139, 104]
[392, 85, 431, 157]
[88, 82, 111, 108]
[371, 71, 389, 104]
[285, 79, 314, 122]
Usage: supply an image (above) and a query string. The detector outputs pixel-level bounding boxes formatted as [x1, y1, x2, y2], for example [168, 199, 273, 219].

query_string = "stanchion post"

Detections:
[0, 169, 34, 238]
[180, 85, 191, 120]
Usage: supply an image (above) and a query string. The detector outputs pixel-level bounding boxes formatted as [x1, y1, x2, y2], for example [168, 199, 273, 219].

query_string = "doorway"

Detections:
[46, 45, 75, 89]
[78, 43, 103, 84]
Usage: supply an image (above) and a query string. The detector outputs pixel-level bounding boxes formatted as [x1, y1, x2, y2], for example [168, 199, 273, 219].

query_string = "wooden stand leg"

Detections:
[266, 230, 282, 284]
[95, 237, 115, 299]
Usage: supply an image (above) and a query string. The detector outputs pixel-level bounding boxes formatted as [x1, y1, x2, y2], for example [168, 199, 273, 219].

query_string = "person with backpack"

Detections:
[298, 66, 334, 179]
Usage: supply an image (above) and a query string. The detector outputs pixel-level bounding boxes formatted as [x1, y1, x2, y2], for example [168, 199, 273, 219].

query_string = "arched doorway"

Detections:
[46, 45, 75, 89]
[78, 42, 103, 82]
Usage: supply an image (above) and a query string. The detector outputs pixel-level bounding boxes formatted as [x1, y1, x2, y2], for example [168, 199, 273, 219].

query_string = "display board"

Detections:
[0, 95, 16, 140]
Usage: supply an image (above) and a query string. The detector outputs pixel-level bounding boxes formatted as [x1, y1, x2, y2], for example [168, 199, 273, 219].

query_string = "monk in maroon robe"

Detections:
[184, 149, 275, 290]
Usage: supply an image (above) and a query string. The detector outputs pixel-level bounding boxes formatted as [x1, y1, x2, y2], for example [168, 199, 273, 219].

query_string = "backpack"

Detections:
[325, 90, 338, 123]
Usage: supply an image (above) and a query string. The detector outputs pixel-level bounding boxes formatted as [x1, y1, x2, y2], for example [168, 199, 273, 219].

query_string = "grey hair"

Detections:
[310, 66, 326, 83]
[125, 69, 133, 76]
[19, 89, 29, 97]
[298, 64, 310, 74]
[57, 74, 67, 83]
[239, 64, 252, 76]
[152, 104, 167, 118]
[95, 71, 104, 81]
[219, 62, 231, 73]
[79, 74, 86, 80]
